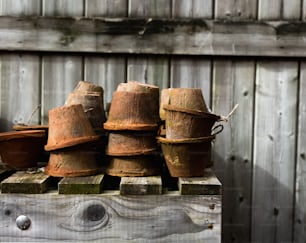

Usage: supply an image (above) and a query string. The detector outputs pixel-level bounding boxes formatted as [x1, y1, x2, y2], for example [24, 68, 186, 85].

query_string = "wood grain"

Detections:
[0, 193, 221, 242]
[120, 176, 162, 195]
[214, 0, 257, 19]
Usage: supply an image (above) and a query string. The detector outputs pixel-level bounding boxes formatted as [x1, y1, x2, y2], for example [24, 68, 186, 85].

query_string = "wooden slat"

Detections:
[0, 193, 221, 242]
[258, 0, 281, 20]
[1, 171, 52, 193]
[252, 61, 298, 243]
[0, 17, 305, 57]
[58, 174, 105, 194]
[178, 169, 221, 195]
[172, 0, 213, 18]
[0, 0, 41, 16]
[0, 54, 40, 131]
[214, 0, 257, 19]
[120, 176, 162, 195]
[43, 0, 84, 16]
[212, 60, 255, 243]
[294, 61, 306, 243]
[85, 0, 127, 17]
[128, 0, 171, 17]
[283, 0, 301, 20]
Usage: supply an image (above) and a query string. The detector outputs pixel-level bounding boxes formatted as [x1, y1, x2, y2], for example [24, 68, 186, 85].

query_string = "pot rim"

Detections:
[0, 130, 46, 141]
[157, 135, 215, 144]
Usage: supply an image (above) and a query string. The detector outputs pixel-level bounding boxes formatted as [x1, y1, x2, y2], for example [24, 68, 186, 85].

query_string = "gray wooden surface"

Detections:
[0, 0, 305, 242]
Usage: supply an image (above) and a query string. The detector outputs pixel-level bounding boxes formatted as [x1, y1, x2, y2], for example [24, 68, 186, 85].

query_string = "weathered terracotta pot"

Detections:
[117, 81, 159, 94]
[104, 91, 160, 131]
[157, 135, 215, 177]
[65, 91, 106, 135]
[164, 105, 221, 139]
[0, 130, 46, 169]
[106, 155, 161, 177]
[45, 104, 99, 151]
[45, 147, 100, 177]
[73, 81, 104, 96]
[160, 88, 208, 120]
[106, 131, 157, 156]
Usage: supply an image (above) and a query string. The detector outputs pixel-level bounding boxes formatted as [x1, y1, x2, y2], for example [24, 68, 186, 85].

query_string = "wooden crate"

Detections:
[0, 168, 222, 242]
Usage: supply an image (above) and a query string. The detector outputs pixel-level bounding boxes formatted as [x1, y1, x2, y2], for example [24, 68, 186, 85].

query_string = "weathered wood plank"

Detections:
[85, 0, 127, 17]
[178, 169, 221, 195]
[172, 0, 213, 18]
[0, 193, 221, 242]
[283, 0, 301, 20]
[252, 61, 298, 243]
[0, 54, 40, 131]
[0, 17, 305, 57]
[128, 0, 171, 17]
[212, 60, 255, 243]
[58, 174, 105, 194]
[214, 0, 257, 19]
[42, 0, 84, 16]
[0, 0, 41, 16]
[1, 171, 52, 193]
[294, 61, 306, 243]
[120, 176, 162, 195]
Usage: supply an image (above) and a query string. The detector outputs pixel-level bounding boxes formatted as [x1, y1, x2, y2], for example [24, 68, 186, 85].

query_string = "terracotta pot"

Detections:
[104, 91, 160, 131]
[73, 81, 104, 96]
[0, 130, 46, 170]
[164, 105, 221, 139]
[106, 155, 161, 177]
[65, 91, 106, 135]
[45, 147, 100, 177]
[160, 88, 208, 120]
[45, 104, 99, 151]
[117, 81, 159, 94]
[157, 135, 215, 177]
[106, 131, 157, 156]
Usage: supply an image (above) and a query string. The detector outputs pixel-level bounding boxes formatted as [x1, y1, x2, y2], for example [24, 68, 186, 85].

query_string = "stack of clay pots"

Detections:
[103, 81, 161, 177]
[44, 81, 106, 177]
[157, 88, 223, 177]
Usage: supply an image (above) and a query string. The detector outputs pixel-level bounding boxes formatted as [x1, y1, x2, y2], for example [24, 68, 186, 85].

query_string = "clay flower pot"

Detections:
[45, 147, 100, 177]
[0, 130, 46, 170]
[106, 154, 161, 177]
[65, 91, 106, 135]
[73, 80, 104, 96]
[104, 91, 160, 131]
[45, 104, 99, 151]
[160, 88, 208, 120]
[106, 131, 157, 156]
[157, 136, 215, 177]
[164, 105, 222, 139]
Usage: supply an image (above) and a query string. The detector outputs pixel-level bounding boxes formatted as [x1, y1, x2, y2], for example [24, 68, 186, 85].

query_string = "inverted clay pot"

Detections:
[65, 91, 106, 134]
[104, 91, 160, 131]
[73, 80, 104, 96]
[45, 148, 99, 177]
[45, 104, 99, 151]
[164, 105, 221, 139]
[0, 130, 46, 169]
[106, 154, 161, 177]
[106, 131, 157, 156]
[157, 135, 215, 177]
[160, 88, 208, 120]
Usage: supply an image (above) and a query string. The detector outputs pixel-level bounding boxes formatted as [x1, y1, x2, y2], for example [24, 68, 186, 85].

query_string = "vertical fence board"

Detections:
[127, 0, 170, 89]
[0, 54, 40, 131]
[214, 0, 257, 19]
[295, 62, 306, 243]
[252, 61, 298, 243]
[172, 0, 213, 18]
[41, 1, 84, 124]
[85, 0, 128, 110]
[0, 0, 41, 16]
[258, 0, 281, 20]
[283, 0, 301, 20]
[85, 0, 127, 17]
[43, 0, 84, 16]
[0, 1, 41, 131]
[212, 60, 254, 243]
[303, 0, 306, 20]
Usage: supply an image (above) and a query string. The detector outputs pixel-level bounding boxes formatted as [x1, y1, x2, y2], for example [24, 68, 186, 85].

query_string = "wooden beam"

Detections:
[120, 176, 162, 195]
[0, 16, 305, 57]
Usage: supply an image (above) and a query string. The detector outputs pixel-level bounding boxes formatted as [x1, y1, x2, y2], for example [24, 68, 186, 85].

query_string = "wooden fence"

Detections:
[0, 0, 305, 242]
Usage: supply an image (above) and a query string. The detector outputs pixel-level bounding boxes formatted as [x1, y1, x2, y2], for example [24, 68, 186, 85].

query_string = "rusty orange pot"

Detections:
[164, 105, 221, 139]
[0, 130, 46, 170]
[45, 104, 99, 151]
[104, 91, 160, 131]
[65, 91, 106, 135]
[106, 131, 157, 156]
[73, 80, 104, 95]
[45, 147, 100, 177]
[160, 88, 208, 120]
[157, 135, 214, 177]
[106, 154, 161, 177]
